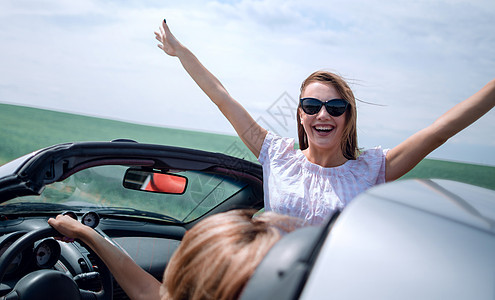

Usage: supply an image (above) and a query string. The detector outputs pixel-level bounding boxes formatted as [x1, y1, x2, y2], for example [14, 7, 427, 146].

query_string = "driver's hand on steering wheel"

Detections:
[48, 214, 88, 243]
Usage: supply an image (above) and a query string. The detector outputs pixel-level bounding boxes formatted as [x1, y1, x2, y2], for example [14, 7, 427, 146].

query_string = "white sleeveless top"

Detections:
[258, 131, 388, 225]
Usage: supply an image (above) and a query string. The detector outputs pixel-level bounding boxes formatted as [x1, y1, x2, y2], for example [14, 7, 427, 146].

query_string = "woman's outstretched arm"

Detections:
[385, 79, 495, 181]
[154, 20, 267, 157]
[48, 215, 162, 300]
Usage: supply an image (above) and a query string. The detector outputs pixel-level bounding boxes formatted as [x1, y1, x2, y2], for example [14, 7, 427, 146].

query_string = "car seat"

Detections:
[240, 210, 340, 300]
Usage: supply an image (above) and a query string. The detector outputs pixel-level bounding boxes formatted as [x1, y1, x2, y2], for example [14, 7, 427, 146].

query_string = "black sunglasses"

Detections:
[300, 98, 349, 116]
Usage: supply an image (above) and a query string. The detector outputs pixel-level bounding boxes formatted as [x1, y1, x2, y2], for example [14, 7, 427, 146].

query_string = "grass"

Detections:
[0, 103, 256, 164]
[1, 103, 494, 190]
[401, 159, 495, 190]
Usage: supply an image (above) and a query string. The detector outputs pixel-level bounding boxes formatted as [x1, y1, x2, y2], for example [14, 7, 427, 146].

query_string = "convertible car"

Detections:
[0, 140, 494, 300]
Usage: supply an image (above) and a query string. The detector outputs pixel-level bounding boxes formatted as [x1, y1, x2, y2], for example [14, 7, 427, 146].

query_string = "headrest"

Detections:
[240, 225, 324, 300]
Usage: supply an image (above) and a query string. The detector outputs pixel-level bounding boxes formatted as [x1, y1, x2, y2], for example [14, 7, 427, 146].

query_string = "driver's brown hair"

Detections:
[162, 210, 301, 300]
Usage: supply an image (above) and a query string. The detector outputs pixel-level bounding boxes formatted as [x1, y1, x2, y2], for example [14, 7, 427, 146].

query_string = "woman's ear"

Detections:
[159, 284, 170, 300]
[298, 107, 304, 124]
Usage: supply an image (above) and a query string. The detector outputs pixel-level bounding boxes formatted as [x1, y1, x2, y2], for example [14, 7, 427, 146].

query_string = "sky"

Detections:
[0, 0, 494, 166]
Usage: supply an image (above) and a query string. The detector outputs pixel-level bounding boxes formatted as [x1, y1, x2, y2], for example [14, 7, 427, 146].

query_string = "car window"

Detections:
[2, 165, 247, 223]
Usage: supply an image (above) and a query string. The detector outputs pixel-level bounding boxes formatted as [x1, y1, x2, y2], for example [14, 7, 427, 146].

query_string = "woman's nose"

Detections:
[316, 106, 331, 119]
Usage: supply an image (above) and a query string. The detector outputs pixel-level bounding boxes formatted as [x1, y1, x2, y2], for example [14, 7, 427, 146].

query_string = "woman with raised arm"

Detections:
[155, 19, 495, 225]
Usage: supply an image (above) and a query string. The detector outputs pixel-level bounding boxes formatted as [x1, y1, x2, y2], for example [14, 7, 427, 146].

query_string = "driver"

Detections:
[48, 209, 301, 300]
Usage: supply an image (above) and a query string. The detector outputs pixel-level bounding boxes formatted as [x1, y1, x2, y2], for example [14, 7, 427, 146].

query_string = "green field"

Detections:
[0, 103, 255, 163]
[1, 103, 494, 190]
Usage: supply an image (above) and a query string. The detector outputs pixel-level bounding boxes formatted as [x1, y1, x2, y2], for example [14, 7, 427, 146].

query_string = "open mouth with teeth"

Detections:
[314, 125, 334, 133]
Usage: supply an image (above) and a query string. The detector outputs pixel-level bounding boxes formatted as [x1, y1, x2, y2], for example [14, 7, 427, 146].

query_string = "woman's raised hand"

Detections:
[153, 18, 267, 157]
[155, 19, 182, 57]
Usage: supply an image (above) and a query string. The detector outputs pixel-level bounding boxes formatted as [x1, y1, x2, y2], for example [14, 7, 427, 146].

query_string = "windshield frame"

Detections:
[1, 141, 264, 224]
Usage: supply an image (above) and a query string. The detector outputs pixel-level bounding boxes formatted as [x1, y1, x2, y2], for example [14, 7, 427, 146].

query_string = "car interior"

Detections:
[0, 141, 344, 299]
[0, 142, 268, 299]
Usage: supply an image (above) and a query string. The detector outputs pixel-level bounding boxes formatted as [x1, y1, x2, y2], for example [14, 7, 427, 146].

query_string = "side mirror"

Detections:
[123, 169, 187, 195]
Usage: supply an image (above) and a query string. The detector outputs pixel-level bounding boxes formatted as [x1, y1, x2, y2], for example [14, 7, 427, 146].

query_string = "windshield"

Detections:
[1, 165, 247, 223]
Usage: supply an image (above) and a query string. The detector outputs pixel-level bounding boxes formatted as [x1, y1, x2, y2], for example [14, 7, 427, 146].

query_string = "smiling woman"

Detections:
[155, 19, 495, 225]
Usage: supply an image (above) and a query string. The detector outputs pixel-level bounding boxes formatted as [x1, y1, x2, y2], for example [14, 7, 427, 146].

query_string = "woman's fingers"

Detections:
[54, 236, 75, 243]
[154, 19, 181, 57]
[48, 214, 83, 240]
[160, 24, 166, 38]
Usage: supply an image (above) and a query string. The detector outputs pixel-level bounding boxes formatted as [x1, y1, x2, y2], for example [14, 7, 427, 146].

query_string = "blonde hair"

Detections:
[162, 210, 301, 300]
[297, 71, 359, 160]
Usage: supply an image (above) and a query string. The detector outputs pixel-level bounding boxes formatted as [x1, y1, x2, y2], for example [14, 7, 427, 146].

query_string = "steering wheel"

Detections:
[0, 226, 113, 300]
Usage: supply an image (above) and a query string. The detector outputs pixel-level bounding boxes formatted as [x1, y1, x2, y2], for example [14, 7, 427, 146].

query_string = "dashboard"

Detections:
[0, 213, 185, 299]
[0, 234, 61, 278]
